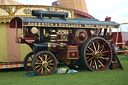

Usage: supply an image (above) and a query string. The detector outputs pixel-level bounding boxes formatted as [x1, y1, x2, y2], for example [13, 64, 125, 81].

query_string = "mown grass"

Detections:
[0, 59, 128, 85]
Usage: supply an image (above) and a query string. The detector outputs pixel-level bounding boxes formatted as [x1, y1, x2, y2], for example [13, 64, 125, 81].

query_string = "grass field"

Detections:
[0, 59, 128, 85]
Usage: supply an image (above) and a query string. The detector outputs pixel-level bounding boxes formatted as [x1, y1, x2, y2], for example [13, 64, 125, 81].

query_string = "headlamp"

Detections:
[31, 27, 38, 34]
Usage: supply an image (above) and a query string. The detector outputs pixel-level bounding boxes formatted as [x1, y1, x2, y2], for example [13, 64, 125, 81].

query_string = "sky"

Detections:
[14, 0, 128, 23]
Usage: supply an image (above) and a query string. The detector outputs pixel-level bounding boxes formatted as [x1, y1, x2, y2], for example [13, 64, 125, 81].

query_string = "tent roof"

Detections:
[0, 0, 22, 5]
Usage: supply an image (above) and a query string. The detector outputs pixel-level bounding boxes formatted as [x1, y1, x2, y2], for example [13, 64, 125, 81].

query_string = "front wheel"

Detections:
[81, 37, 112, 71]
[32, 51, 57, 76]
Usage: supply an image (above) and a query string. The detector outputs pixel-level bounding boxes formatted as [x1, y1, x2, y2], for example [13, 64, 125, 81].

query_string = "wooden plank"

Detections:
[111, 45, 123, 70]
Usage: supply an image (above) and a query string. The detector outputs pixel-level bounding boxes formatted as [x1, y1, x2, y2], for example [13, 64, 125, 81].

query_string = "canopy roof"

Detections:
[0, 0, 22, 5]
[10, 17, 119, 29]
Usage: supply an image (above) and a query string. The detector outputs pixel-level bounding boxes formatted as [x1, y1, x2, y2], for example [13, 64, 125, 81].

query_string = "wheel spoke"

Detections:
[90, 43, 93, 49]
[99, 58, 104, 64]
[97, 58, 99, 68]
[48, 60, 53, 63]
[35, 65, 41, 68]
[99, 48, 104, 52]
[86, 53, 93, 55]
[102, 54, 107, 56]
[87, 56, 95, 62]
[44, 54, 48, 61]
[47, 65, 52, 69]
[88, 46, 94, 52]
[41, 67, 44, 73]
[39, 56, 43, 61]
[45, 66, 50, 71]
[47, 57, 51, 61]
[92, 42, 96, 51]
[95, 60, 98, 69]
[38, 66, 42, 72]
[89, 60, 92, 66]
[35, 63, 42, 65]
[98, 60, 105, 67]
[86, 49, 91, 52]
[100, 56, 106, 59]
[36, 58, 42, 62]
[99, 43, 105, 50]
[97, 43, 100, 51]
[49, 63, 54, 65]
[92, 58, 96, 66]
[86, 56, 90, 59]
[100, 51, 108, 54]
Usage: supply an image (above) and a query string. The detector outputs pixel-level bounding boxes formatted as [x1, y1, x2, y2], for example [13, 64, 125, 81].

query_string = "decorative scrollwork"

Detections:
[23, 9, 32, 14]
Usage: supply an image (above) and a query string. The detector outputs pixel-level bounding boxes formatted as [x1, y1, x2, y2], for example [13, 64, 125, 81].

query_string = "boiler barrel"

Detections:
[32, 10, 68, 18]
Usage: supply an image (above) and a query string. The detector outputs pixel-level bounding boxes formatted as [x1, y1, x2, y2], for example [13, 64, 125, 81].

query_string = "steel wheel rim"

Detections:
[32, 51, 56, 75]
[83, 37, 112, 71]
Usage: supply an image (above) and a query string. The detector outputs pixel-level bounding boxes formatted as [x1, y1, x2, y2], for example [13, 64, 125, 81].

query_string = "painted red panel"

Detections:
[113, 32, 122, 47]
[68, 46, 78, 50]
[68, 51, 78, 59]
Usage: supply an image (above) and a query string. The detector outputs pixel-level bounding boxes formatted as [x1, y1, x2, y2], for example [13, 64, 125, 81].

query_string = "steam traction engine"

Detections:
[10, 10, 119, 76]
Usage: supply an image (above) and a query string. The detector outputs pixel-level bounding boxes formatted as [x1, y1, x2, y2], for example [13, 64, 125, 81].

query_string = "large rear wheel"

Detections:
[32, 51, 57, 76]
[81, 37, 112, 71]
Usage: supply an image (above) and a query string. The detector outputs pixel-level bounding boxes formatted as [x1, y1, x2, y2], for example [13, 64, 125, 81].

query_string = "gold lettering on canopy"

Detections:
[108, 25, 115, 28]
[96, 25, 106, 28]
[25, 22, 117, 29]
[85, 24, 94, 28]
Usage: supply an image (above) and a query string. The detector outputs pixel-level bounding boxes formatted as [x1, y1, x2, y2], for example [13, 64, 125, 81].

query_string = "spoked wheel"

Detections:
[81, 37, 112, 71]
[32, 51, 57, 76]
[24, 52, 34, 71]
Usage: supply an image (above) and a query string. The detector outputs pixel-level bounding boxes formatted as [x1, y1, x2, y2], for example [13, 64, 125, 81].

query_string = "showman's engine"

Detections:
[10, 10, 121, 76]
